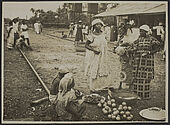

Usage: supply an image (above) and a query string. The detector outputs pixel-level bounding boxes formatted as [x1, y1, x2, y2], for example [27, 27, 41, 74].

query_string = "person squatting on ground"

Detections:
[84, 19, 115, 93]
[6, 21, 15, 50]
[131, 24, 160, 98]
[48, 67, 86, 121]
[15, 35, 30, 50]
[61, 31, 67, 38]
[21, 20, 32, 50]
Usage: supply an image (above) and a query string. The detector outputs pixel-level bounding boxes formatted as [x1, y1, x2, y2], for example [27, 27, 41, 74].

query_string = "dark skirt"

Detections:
[75, 28, 83, 41]
[110, 28, 118, 42]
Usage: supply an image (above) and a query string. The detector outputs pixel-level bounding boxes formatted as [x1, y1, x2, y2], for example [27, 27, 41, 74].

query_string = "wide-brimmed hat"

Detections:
[92, 19, 105, 26]
[139, 25, 150, 32]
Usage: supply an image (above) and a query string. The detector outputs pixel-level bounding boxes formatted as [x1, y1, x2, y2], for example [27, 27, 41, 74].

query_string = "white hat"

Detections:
[139, 25, 150, 32]
[159, 22, 163, 26]
[58, 66, 69, 74]
[92, 19, 105, 26]
[79, 20, 82, 23]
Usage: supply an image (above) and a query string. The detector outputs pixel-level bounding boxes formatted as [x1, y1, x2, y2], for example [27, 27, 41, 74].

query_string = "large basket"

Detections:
[112, 90, 141, 106]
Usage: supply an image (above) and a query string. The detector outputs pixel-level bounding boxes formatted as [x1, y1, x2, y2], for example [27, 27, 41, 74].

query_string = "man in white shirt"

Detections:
[153, 22, 165, 50]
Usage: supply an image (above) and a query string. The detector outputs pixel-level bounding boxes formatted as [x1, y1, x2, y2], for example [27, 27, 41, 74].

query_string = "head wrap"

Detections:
[139, 25, 150, 32]
[58, 73, 74, 96]
[58, 66, 69, 74]
[92, 19, 105, 26]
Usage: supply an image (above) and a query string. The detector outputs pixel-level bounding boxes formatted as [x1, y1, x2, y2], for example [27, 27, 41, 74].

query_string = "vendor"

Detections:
[131, 25, 160, 99]
[49, 66, 70, 103]
[55, 73, 86, 120]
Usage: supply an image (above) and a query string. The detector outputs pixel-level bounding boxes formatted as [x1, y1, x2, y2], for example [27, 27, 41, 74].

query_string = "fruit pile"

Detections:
[97, 96, 133, 121]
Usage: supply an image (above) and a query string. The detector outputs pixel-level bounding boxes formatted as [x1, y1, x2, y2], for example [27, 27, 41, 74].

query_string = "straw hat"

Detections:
[139, 25, 150, 32]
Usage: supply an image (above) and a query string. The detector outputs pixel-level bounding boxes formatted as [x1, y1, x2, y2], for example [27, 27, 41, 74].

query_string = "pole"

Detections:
[18, 49, 50, 95]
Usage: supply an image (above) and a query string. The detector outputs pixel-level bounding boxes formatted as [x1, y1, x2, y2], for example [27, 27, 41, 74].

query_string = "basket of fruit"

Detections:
[82, 94, 104, 104]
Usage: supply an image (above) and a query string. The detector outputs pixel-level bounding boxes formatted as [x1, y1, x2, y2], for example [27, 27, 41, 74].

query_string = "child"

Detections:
[115, 41, 133, 89]
[61, 31, 67, 38]
[55, 73, 86, 120]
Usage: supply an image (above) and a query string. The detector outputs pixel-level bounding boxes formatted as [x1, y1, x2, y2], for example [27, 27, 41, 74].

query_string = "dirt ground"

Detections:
[3, 28, 166, 122]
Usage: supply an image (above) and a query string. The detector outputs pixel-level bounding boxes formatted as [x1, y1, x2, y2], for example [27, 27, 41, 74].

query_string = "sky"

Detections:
[3, 2, 64, 19]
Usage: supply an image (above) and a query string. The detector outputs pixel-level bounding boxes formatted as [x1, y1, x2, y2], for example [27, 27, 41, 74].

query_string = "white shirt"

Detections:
[21, 24, 28, 32]
[129, 20, 134, 25]
[13, 22, 19, 33]
[153, 26, 165, 36]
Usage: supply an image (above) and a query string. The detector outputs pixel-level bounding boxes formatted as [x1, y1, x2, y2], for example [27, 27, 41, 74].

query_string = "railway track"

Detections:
[18, 48, 50, 106]
[45, 33, 86, 52]
[46, 33, 75, 42]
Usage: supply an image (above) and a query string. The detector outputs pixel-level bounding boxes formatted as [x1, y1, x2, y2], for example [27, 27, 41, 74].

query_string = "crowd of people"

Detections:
[45, 18, 164, 120]
[4, 17, 166, 120]
[6, 18, 32, 50]
[5, 17, 44, 51]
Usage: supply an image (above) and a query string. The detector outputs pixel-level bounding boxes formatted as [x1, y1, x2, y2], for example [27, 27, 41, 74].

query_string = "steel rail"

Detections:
[46, 33, 74, 42]
[18, 48, 50, 95]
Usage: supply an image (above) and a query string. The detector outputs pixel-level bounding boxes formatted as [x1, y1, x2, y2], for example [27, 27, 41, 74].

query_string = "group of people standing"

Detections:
[48, 19, 162, 117]
[6, 18, 32, 50]
[83, 19, 162, 99]
[68, 20, 89, 45]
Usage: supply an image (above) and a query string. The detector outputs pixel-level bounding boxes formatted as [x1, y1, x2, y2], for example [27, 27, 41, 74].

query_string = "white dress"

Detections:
[84, 32, 117, 91]
[34, 23, 40, 34]
[21, 24, 29, 38]
[7, 26, 14, 49]
[73, 24, 77, 36]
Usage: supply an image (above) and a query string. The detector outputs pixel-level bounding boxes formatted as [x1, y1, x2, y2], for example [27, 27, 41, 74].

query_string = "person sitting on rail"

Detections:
[55, 73, 86, 120]
[20, 20, 32, 50]
[16, 35, 29, 50]
[61, 31, 67, 39]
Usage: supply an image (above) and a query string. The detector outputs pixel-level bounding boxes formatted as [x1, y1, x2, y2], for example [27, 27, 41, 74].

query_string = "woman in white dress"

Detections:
[6, 21, 14, 49]
[34, 22, 40, 34]
[84, 19, 117, 92]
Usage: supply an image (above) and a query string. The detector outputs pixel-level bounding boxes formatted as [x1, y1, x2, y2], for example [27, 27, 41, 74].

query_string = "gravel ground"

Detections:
[3, 28, 166, 122]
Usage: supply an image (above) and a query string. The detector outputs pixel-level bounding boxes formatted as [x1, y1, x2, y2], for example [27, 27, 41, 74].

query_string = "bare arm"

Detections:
[85, 40, 100, 54]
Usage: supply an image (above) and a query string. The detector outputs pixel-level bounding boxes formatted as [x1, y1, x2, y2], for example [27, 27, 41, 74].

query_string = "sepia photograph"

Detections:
[1, 1, 168, 123]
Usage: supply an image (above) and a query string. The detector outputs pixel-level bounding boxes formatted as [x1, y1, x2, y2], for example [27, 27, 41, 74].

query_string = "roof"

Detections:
[95, 3, 166, 17]
[143, 4, 166, 13]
